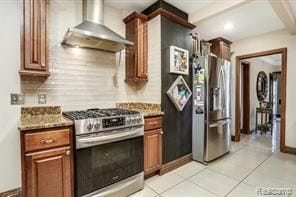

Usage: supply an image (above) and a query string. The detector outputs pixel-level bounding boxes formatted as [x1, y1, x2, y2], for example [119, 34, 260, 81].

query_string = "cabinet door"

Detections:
[21, 0, 49, 76]
[124, 12, 148, 81]
[221, 42, 231, 60]
[144, 129, 162, 174]
[135, 18, 148, 79]
[25, 147, 72, 197]
[209, 38, 231, 61]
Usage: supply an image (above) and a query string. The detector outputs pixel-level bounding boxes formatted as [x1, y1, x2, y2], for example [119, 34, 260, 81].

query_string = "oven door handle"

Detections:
[76, 126, 144, 148]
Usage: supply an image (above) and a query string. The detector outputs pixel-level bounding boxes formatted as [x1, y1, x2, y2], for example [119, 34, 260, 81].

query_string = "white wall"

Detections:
[0, 0, 22, 192]
[231, 29, 296, 148]
[243, 58, 281, 131]
[0, 0, 161, 192]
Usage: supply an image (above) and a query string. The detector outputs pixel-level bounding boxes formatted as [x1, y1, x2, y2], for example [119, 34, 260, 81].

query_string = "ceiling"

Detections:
[288, 0, 296, 17]
[105, 0, 214, 13]
[258, 54, 282, 66]
[106, 0, 295, 42]
[247, 54, 282, 66]
[193, 0, 285, 41]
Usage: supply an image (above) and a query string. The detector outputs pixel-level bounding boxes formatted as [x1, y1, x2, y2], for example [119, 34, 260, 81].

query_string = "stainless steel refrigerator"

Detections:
[192, 55, 232, 163]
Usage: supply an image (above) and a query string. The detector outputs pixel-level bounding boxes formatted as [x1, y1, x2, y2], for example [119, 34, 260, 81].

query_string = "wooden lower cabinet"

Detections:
[21, 127, 73, 197]
[144, 129, 162, 175]
[25, 147, 72, 197]
[144, 116, 163, 176]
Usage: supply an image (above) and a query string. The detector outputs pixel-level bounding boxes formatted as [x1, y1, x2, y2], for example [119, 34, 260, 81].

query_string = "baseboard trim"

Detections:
[0, 188, 21, 197]
[282, 146, 296, 155]
[159, 153, 192, 175]
[231, 135, 235, 141]
[231, 135, 240, 142]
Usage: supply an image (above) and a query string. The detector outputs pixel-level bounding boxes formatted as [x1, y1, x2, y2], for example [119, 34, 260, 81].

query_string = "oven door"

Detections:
[75, 126, 144, 197]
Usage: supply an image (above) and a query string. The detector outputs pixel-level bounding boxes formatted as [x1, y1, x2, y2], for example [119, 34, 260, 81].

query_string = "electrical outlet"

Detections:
[38, 93, 47, 104]
[11, 93, 24, 105]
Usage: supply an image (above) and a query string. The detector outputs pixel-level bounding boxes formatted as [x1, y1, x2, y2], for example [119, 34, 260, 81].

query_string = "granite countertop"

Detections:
[116, 103, 164, 117]
[19, 106, 73, 131]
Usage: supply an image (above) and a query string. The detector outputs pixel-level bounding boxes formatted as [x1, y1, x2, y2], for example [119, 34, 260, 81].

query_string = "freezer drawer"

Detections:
[204, 119, 231, 162]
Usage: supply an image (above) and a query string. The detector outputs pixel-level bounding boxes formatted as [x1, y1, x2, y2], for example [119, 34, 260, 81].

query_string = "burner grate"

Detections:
[63, 108, 140, 120]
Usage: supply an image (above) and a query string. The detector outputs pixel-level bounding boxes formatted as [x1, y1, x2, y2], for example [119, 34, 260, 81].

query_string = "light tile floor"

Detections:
[130, 131, 296, 197]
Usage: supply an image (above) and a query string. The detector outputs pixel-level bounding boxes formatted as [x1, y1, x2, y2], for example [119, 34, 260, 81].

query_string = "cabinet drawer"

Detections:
[24, 129, 70, 152]
[144, 116, 162, 131]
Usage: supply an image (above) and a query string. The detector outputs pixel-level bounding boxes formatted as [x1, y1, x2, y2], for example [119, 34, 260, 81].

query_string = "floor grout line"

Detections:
[223, 152, 273, 197]
[207, 154, 270, 181]
[186, 177, 219, 197]
[156, 164, 215, 196]
[157, 176, 186, 195]
[172, 165, 219, 196]
[144, 183, 160, 196]
[145, 171, 188, 195]
[143, 132, 283, 197]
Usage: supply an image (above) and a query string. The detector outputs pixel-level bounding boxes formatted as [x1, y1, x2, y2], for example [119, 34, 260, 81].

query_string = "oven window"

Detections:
[76, 136, 143, 196]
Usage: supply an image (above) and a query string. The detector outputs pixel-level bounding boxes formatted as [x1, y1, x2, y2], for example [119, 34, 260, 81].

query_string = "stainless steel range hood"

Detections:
[61, 0, 133, 52]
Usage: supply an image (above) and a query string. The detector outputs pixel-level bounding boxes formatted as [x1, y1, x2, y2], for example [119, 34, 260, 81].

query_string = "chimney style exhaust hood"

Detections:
[61, 0, 133, 52]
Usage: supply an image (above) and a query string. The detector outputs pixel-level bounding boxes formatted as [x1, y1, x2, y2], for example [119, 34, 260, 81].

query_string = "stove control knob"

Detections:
[137, 118, 142, 123]
[127, 119, 131, 124]
[94, 122, 100, 129]
[132, 119, 136, 123]
[87, 123, 93, 130]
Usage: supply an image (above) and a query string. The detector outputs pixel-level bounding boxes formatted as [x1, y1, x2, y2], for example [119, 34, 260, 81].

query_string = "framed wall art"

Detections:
[170, 46, 189, 75]
[167, 75, 192, 111]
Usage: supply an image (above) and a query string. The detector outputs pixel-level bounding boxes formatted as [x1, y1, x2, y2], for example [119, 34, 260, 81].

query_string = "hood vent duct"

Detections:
[61, 0, 133, 52]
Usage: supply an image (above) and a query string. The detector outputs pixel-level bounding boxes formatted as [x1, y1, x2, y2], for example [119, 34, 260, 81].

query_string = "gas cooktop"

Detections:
[63, 108, 140, 120]
[63, 108, 143, 135]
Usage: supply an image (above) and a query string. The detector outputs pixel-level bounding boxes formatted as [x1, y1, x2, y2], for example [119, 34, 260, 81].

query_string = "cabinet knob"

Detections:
[41, 63, 45, 67]
[65, 150, 71, 156]
[160, 131, 163, 135]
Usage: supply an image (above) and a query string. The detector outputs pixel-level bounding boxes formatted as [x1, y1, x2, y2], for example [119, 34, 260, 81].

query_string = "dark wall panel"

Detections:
[161, 16, 193, 164]
[142, 0, 188, 20]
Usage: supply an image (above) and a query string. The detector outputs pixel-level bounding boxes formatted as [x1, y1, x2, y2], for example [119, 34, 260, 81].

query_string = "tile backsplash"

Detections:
[21, 1, 161, 111]
[21, 47, 137, 110]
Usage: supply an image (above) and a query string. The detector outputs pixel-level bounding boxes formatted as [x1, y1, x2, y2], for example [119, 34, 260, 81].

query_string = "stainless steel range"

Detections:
[63, 108, 144, 197]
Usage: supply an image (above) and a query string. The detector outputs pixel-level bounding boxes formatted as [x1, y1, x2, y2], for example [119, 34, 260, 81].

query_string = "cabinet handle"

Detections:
[65, 150, 71, 156]
[40, 137, 57, 145]
[160, 131, 164, 135]
[149, 121, 158, 125]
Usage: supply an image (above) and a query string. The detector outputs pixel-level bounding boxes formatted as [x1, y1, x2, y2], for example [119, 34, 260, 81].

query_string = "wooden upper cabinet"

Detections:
[123, 12, 148, 82]
[208, 37, 232, 61]
[20, 0, 50, 77]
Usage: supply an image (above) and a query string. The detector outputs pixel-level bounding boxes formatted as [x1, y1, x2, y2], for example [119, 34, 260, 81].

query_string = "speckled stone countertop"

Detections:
[19, 106, 73, 131]
[116, 103, 164, 117]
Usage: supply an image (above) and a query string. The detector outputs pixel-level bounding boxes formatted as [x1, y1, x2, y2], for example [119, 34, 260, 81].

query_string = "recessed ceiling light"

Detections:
[224, 23, 234, 31]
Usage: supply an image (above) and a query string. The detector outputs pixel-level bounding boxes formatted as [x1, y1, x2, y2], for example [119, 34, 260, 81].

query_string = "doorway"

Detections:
[270, 72, 281, 118]
[234, 48, 288, 153]
[241, 61, 250, 134]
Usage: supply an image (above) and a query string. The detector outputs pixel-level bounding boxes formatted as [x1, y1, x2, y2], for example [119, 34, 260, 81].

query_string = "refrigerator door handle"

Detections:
[209, 120, 231, 128]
